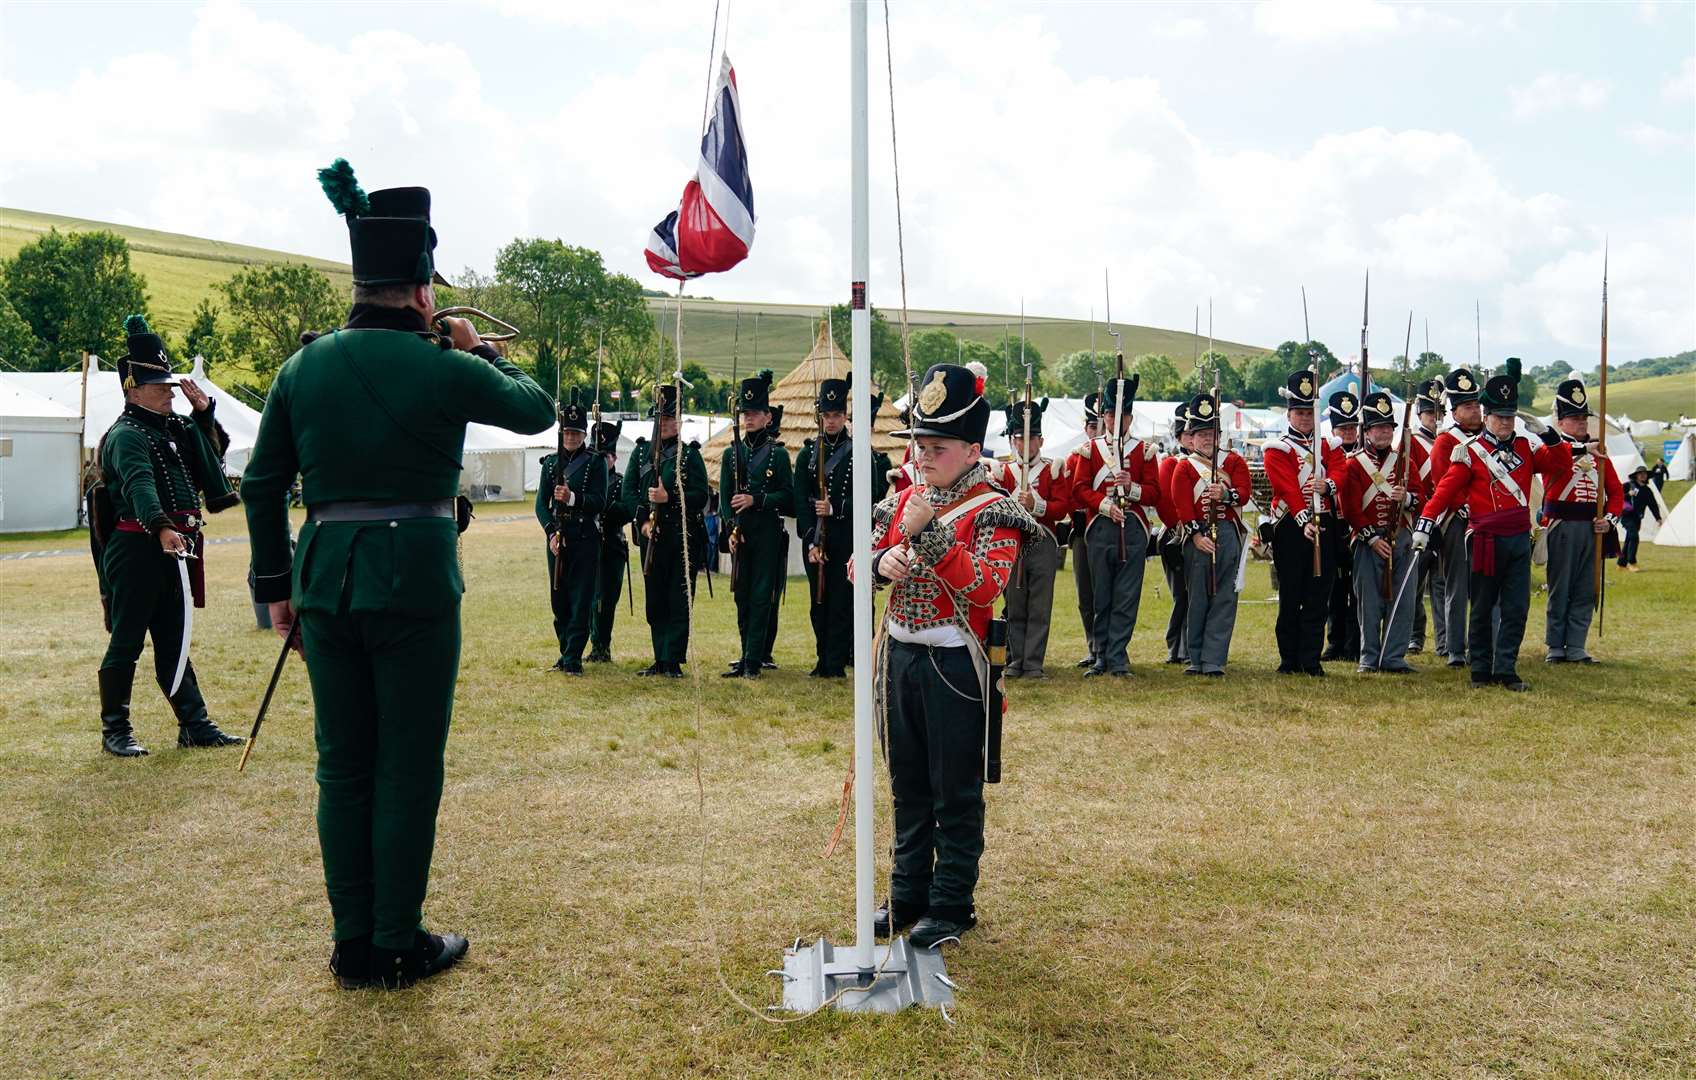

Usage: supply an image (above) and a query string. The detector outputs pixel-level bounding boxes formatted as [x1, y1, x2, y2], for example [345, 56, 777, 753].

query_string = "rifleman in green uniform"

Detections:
[243, 160, 554, 989]
[588, 420, 629, 663]
[622, 383, 710, 677]
[91, 314, 243, 756]
[536, 391, 608, 675]
[719, 369, 794, 679]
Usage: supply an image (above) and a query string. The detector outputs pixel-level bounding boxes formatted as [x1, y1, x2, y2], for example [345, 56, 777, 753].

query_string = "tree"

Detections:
[1271, 339, 1341, 382]
[1130, 353, 1184, 400]
[601, 328, 661, 411]
[1239, 352, 1290, 406]
[1529, 359, 1573, 384]
[1184, 351, 1244, 400]
[220, 263, 345, 387]
[2, 229, 150, 370]
[827, 303, 906, 393]
[177, 298, 227, 373]
[979, 331, 1046, 406]
[1052, 349, 1113, 396]
[0, 293, 42, 369]
[493, 239, 650, 391]
[1517, 370, 1539, 411]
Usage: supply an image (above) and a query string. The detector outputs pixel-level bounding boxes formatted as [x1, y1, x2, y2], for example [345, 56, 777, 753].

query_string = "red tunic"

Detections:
[991, 456, 1071, 538]
[1071, 435, 1160, 532]
[872, 482, 1026, 645]
[1340, 445, 1420, 537]
[1422, 432, 1573, 525]
[1262, 430, 1346, 522]
[1155, 453, 1181, 527]
[1169, 451, 1253, 527]
[1426, 425, 1482, 522]
[1407, 426, 1441, 504]
[1539, 437, 1623, 521]
[888, 458, 922, 494]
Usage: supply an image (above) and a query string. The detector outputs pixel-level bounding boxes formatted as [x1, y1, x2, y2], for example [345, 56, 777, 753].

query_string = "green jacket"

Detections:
[601, 465, 633, 557]
[620, 436, 710, 533]
[718, 429, 795, 538]
[535, 446, 609, 542]
[794, 433, 888, 549]
[100, 402, 238, 532]
[243, 306, 554, 616]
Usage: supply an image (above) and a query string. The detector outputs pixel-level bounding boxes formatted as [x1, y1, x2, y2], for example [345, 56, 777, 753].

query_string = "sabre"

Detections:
[169, 550, 193, 697]
[237, 619, 300, 773]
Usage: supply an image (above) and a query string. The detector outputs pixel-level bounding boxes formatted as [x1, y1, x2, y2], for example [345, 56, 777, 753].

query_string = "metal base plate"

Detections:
[776, 935, 955, 1013]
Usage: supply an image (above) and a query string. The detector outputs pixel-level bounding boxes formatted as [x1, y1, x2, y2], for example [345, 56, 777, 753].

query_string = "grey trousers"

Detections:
[1005, 533, 1060, 675]
[1085, 516, 1149, 673]
[1182, 525, 1241, 674]
[1438, 515, 1470, 662]
[1071, 532, 1095, 660]
[1353, 531, 1418, 670]
[1544, 519, 1599, 660]
[1413, 549, 1447, 655]
[1161, 539, 1188, 662]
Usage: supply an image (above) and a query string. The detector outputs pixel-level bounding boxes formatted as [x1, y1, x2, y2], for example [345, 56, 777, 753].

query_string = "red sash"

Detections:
[115, 512, 206, 607]
[1468, 507, 1529, 576]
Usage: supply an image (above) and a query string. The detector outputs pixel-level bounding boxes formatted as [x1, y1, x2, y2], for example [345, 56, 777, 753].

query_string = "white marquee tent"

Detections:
[1666, 432, 1693, 482]
[0, 381, 84, 532]
[1653, 485, 1696, 547]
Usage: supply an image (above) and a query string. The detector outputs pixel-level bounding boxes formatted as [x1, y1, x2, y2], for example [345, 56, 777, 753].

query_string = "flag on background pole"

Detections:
[645, 54, 755, 280]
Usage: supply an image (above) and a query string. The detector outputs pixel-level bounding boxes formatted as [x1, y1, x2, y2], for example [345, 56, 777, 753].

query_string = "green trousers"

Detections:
[733, 527, 784, 668]
[302, 607, 461, 950]
[642, 535, 697, 664]
[547, 534, 599, 664]
[592, 547, 627, 653]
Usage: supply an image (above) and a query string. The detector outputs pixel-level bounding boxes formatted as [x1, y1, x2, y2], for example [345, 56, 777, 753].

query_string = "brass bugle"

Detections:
[433, 306, 521, 343]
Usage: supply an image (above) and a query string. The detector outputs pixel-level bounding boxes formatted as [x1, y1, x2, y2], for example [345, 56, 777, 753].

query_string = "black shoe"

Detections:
[1498, 674, 1530, 692]
[807, 664, 825, 678]
[1544, 654, 1567, 665]
[1569, 656, 1598, 665]
[329, 934, 375, 990]
[549, 657, 568, 672]
[1202, 670, 1224, 678]
[586, 648, 612, 663]
[1447, 656, 1467, 668]
[663, 663, 685, 679]
[169, 664, 243, 748]
[98, 663, 147, 757]
[761, 660, 778, 671]
[908, 910, 976, 949]
[1082, 667, 1107, 678]
[1320, 647, 1344, 661]
[1075, 656, 1095, 669]
[1304, 666, 1326, 677]
[371, 929, 469, 990]
[637, 663, 665, 677]
[1183, 668, 1201, 676]
[1276, 664, 1296, 675]
[873, 902, 924, 938]
[1406, 643, 1424, 655]
[1110, 669, 1132, 678]
[722, 661, 745, 678]
[1470, 675, 1493, 689]
[1164, 657, 1186, 665]
[559, 661, 584, 677]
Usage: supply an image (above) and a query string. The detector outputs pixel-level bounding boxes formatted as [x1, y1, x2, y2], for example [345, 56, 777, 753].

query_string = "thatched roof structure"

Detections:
[703, 319, 906, 487]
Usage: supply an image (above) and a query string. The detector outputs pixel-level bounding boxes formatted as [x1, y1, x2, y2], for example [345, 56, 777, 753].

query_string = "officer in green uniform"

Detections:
[795, 377, 887, 677]
[719, 369, 794, 679]
[91, 314, 243, 756]
[536, 391, 608, 675]
[622, 384, 710, 677]
[243, 160, 554, 990]
[588, 420, 629, 663]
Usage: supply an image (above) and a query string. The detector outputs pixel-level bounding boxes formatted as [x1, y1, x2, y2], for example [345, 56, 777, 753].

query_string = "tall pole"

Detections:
[77, 351, 91, 526]
[848, 0, 875, 974]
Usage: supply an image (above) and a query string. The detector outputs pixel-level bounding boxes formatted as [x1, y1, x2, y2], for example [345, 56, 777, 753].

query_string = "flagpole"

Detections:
[848, 0, 875, 975]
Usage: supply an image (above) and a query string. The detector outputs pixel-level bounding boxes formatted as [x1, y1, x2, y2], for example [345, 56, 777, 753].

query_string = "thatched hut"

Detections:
[702, 319, 906, 488]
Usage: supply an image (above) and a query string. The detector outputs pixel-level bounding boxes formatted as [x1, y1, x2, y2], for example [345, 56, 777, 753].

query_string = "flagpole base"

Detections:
[774, 935, 955, 1014]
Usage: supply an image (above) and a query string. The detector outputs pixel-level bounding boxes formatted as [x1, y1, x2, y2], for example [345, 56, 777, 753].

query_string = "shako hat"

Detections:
[1280, 369, 1318, 407]
[1171, 399, 1190, 437]
[1442, 366, 1481, 404]
[116, 314, 180, 389]
[905, 363, 990, 444]
[1100, 375, 1138, 414]
[1003, 397, 1048, 437]
[1553, 377, 1594, 419]
[739, 369, 774, 413]
[592, 419, 622, 455]
[559, 389, 589, 432]
[1327, 389, 1361, 427]
[1415, 378, 1445, 413]
[318, 158, 450, 287]
[1360, 390, 1397, 429]
[1185, 392, 1221, 432]
[1482, 357, 1523, 416]
[816, 376, 848, 413]
[1082, 391, 1103, 422]
[649, 382, 681, 419]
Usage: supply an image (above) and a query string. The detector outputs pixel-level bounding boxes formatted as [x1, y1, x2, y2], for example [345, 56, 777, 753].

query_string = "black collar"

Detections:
[345, 304, 430, 333]
[122, 402, 171, 430]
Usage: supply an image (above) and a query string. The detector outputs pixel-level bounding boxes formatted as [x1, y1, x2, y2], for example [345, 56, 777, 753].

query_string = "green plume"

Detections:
[318, 158, 369, 218]
[758, 368, 773, 384]
[1504, 356, 1522, 383]
[124, 314, 150, 336]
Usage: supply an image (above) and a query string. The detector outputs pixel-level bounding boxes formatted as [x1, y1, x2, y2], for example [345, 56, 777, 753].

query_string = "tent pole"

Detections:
[77, 351, 90, 526]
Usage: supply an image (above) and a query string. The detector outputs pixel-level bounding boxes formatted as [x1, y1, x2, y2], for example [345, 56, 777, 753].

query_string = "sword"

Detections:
[1382, 540, 1422, 643]
[238, 619, 301, 773]
[169, 551, 193, 696]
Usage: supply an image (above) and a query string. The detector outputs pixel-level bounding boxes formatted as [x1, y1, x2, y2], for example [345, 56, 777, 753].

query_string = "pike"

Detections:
[1594, 241, 1609, 637]
[1104, 269, 1126, 560]
[1303, 286, 1323, 577]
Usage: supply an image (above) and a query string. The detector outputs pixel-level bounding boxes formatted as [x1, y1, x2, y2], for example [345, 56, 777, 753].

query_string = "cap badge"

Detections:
[1456, 373, 1473, 391]
[1572, 387, 1586, 405]
[1298, 376, 1313, 396]
[1197, 398, 1214, 418]
[917, 370, 948, 415]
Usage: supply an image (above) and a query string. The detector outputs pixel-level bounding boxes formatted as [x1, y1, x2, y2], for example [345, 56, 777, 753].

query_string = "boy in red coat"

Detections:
[1167, 393, 1253, 675]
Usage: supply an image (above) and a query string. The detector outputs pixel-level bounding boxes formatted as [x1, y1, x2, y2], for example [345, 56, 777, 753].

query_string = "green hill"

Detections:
[0, 206, 1265, 379]
[1599, 370, 1696, 425]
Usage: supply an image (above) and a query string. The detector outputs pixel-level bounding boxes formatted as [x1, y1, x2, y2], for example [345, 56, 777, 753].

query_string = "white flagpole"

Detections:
[849, 0, 875, 974]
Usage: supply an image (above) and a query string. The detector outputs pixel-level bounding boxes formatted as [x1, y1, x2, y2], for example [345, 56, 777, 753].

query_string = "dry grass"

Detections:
[1, 509, 1693, 1078]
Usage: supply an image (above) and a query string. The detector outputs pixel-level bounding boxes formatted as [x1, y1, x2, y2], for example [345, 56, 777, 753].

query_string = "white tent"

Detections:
[0, 382, 84, 532]
[1666, 432, 1694, 482]
[1653, 486, 1696, 547]
[1630, 417, 1666, 437]
[519, 414, 733, 494]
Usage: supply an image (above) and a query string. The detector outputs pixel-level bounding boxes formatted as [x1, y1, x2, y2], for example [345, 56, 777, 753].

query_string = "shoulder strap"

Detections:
[330, 330, 463, 472]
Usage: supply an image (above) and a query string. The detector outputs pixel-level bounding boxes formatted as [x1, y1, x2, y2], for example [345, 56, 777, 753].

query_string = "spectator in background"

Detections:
[1618, 465, 1661, 572]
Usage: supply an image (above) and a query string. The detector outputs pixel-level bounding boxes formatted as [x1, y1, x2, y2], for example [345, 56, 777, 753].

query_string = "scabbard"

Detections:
[985, 617, 1007, 784]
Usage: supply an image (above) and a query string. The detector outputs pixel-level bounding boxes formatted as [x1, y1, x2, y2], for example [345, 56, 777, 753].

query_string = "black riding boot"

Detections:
[167, 663, 244, 748]
[99, 663, 147, 757]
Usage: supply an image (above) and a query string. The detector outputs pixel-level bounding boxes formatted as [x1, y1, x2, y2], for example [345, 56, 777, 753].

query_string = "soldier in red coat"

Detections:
[1063, 393, 1104, 669]
[992, 398, 1070, 678]
[1155, 402, 1191, 665]
[1323, 390, 1364, 662]
[1412, 358, 1578, 691]
[1072, 376, 1159, 677]
[1262, 369, 1346, 675]
[1405, 378, 1446, 656]
[1427, 367, 1485, 668]
[857, 362, 1038, 948]
[1540, 377, 1624, 663]
[1339, 390, 1421, 673]
[1167, 393, 1253, 675]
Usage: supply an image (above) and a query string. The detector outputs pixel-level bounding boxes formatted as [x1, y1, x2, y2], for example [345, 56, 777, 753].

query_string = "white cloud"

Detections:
[1252, 0, 1401, 43]
[1623, 122, 1687, 151]
[1508, 72, 1612, 120]
[1664, 57, 1696, 100]
[1502, 233, 1695, 363]
[1153, 17, 1208, 41]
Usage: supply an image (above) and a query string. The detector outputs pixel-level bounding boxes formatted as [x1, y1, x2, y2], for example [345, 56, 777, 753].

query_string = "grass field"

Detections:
[1595, 371, 1696, 426]
[1, 500, 1693, 1078]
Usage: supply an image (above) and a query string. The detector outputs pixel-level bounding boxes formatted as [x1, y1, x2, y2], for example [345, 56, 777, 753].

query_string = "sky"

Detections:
[0, 0, 1691, 373]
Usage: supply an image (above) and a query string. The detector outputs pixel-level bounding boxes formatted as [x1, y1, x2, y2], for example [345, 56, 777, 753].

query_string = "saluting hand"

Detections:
[179, 378, 211, 413]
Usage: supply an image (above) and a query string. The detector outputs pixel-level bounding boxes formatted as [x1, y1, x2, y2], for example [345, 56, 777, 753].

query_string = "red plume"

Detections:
[974, 375, 986, 396]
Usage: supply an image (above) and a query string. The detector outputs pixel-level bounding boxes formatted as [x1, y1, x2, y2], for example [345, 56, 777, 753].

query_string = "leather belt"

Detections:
[307, 499, 455, 523]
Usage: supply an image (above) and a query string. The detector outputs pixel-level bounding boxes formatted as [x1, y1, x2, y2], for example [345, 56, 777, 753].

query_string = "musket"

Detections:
[1304, 286, 1323, 578]
[237, 619, 301, 773]
[1383, 311, 1415, 604]
[1359, 270, 1371, 403]
[671, 287, 710, 601]
[551, 344, 567, 591]
[1017, 301, 1033, 588]
[641, 333, 666, 576]
[1594, 242, 1609, 636]
[811, 318, 828, 604]
[1205, 300, 1221, 597]
[728, 308, 743, 593]
[1105, 269, 1126, 560]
